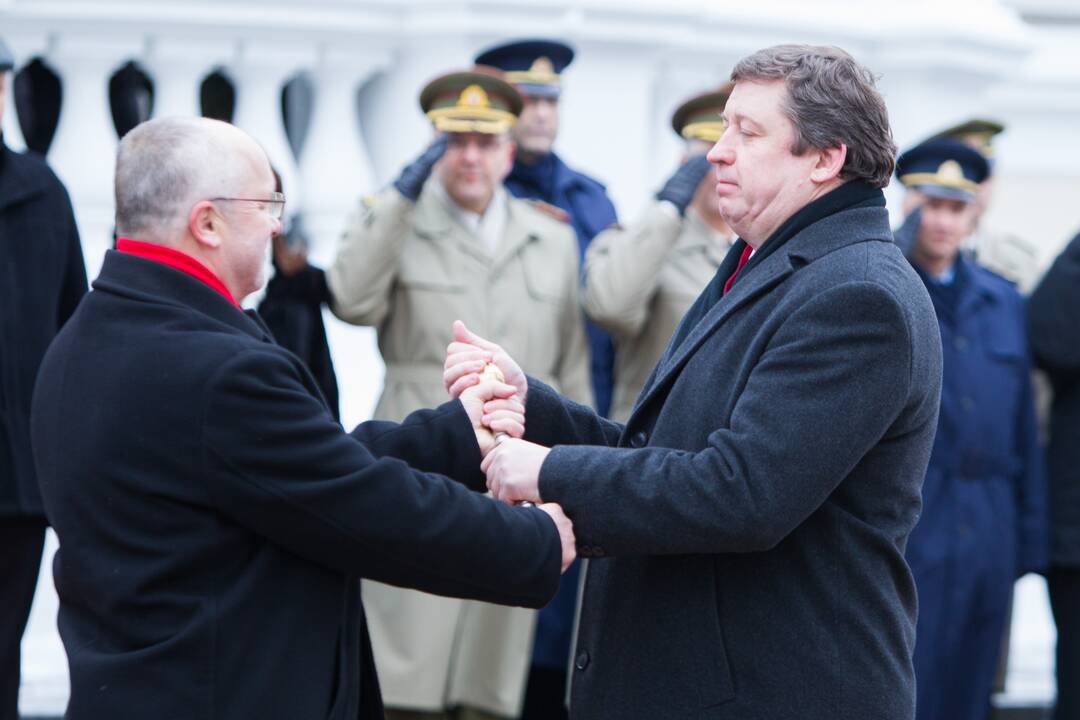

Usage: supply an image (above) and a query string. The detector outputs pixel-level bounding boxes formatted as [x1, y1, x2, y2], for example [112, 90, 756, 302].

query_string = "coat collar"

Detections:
[92, 250, 272, 342]
[628, 205, 893, 423]
[0, 143, 50, 212]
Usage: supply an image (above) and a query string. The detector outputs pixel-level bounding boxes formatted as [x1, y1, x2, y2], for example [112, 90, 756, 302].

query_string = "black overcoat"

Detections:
[0, 140, 86, 517]
[30, 251, 561, 719]
[1029, 230, 1080, 567]
[522, 203, 943, 719]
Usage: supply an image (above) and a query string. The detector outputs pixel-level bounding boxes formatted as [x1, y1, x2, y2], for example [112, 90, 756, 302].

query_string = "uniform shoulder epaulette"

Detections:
[526, 199, 571, 224]
[360, 193, 380, 209]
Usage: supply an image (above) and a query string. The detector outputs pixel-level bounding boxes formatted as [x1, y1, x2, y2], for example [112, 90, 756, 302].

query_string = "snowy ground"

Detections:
[18, 531, 1058, 716]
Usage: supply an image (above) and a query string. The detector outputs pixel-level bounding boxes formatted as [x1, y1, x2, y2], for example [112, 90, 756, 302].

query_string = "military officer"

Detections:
[583, 85, 736, 423]
[932, 119, 1040, 290]
[325, 68, 590, 720]
[474, 38, 618, 417]
[895, 138, 1048, 720]
[472, 39, 617, 719]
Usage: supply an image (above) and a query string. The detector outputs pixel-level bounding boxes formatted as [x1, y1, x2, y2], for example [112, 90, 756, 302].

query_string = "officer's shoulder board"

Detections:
[360, 193, 380, 210]
[525, 199, 571, 225]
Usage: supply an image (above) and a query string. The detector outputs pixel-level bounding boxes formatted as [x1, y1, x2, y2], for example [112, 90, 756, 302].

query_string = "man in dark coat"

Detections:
[895, 138, 1047, 720]
[446, 45, 943, 719]
[0, 38, 87, 720]
[30, 116, 575, 720]
[1028, 229, 1080, 720]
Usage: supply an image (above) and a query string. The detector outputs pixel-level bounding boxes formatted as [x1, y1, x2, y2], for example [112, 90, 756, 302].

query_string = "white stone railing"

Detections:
[2, 0, 1076, 714]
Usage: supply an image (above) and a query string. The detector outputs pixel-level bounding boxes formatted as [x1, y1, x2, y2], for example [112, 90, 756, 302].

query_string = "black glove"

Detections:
[393, 134, 449, 201]
[892, 206, 922, 257]
[655, 155, 711, 216]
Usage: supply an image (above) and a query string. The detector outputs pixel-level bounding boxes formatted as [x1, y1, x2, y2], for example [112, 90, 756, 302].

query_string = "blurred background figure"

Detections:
[931, 119, 1041, 291]
[0, 35, 87, 720]
[325, 68, 590, 720]
[584, 85, 736, 424]
[472, 41, 617, 718]
[257, 169, 340, 420]
[894, 138, 1048, 720]
[1028, 228, 1080, 720]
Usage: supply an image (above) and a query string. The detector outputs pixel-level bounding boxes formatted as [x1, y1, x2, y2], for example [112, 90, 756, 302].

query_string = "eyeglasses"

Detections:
[211, 191, 286, 220]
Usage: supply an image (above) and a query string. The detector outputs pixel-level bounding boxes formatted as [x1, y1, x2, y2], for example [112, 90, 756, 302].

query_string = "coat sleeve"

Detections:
[555, 230, 595, 407]
[348, 399, 487, 492]
[326, 189, 413, 327]
[1015, 299, 1051, 575]
[201, 347, 561, 607]
[582, 202, 683, 337]
[1028, 232, 1080, 374]
[523, 376, 624, 449]
[537, 281, 918, 557]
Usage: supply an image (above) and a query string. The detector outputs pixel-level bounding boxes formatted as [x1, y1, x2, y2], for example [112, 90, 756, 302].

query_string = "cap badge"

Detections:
[458, 84, 491, 109]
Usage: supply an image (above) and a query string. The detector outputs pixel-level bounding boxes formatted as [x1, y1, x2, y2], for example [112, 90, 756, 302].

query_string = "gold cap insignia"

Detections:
[458, 84, 491, 109]
[530, 57, 555, 74]
[937, 160, 964, 183]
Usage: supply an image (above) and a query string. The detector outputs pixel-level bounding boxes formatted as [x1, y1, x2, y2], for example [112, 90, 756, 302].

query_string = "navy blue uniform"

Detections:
[906, 257, 1048, 720]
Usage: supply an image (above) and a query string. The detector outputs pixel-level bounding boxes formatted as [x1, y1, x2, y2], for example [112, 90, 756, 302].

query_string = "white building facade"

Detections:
[2, 0, 1077, 714]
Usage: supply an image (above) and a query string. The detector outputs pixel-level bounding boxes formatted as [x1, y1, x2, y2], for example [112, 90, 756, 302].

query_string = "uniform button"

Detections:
[961, 396, 976, 413]
[630, 431, 648, 448]
[954, 336, 969, 351]
[576, 651, 590, 670]
[959, 524, 972, 538]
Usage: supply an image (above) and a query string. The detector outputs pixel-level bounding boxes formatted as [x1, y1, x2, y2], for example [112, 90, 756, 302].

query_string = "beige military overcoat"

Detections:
[583, 202, 734, 423]
[326, 181, 591, 716]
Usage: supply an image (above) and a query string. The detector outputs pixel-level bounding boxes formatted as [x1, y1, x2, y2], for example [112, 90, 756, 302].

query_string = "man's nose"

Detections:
[707, 134, 734, 165]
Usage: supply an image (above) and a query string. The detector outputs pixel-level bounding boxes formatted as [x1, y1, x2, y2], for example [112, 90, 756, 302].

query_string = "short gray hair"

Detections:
[114, 117, 249, 241]
[731, 45, 897, 189]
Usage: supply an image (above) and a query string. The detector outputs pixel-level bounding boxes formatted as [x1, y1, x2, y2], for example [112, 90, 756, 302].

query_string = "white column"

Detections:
[299, 46, 386, 265]
[144, 37, 231, 119]
[46, 35, 143, 280]
[229, 42, 313, 215]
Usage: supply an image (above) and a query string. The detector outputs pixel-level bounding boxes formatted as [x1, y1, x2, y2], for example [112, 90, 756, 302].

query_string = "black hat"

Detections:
[896, 138, 990, 203]
[474, 39, 574, 99]
[671, 83, 734, 143]
[419, 68, 523, 134]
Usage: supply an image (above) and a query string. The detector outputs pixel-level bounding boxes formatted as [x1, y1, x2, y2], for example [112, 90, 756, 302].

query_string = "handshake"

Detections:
[444, 320, 576, 573]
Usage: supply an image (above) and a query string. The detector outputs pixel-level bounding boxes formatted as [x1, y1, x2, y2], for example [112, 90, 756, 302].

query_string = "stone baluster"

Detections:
[144, 36, 231, 119]
[299, 45, 386, 266]
[45, 35, 143, 279]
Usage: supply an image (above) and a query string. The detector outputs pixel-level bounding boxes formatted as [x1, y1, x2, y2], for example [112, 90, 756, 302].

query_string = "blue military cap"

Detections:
[896, 138, 990, 203]
[0, 37, 14, 73]
[473, 39, 574, 99]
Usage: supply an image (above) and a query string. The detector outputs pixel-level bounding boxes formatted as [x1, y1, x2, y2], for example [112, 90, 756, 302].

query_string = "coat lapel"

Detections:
[413, 185, 492, 266]
[626, 204, 894, 427]
[492, 200, 538, 275]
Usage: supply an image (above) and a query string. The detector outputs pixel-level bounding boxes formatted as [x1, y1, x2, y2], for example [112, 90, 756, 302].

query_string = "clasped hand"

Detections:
[446, 321, 574, 572]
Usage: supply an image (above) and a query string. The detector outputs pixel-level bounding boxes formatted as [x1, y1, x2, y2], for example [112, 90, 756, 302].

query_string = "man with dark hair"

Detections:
[894, 137, 1046, 720]
[0, 36, 87, 720]
[30, 116, 575, 720]
[446, 44, 942, 719]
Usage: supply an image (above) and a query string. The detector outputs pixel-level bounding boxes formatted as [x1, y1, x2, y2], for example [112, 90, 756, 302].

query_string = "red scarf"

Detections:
[116, 238, 239, 308]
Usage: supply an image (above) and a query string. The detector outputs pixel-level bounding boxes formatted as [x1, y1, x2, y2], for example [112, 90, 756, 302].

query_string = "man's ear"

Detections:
[189, 201, 223, 249]
[810, 143, 847, 184]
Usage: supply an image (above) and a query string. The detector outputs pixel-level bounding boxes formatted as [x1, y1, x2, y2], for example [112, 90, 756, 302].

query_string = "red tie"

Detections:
[723, 244, 754, 295]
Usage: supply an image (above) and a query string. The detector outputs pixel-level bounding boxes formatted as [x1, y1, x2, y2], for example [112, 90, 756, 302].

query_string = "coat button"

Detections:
[576, 651, 590, 670]
[954, 336, 969, 351]
[630, 431, 648, 448]
[961, 396, 976, 413]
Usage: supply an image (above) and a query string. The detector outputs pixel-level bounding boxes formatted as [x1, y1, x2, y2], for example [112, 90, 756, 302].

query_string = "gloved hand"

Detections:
[892, 206, 922, 257]
[394, 134, 449, 202]
[655, 154, 711, 216]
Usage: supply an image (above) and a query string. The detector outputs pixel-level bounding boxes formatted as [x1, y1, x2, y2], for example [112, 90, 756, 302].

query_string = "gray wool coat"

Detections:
[522, 203, 943, 719]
